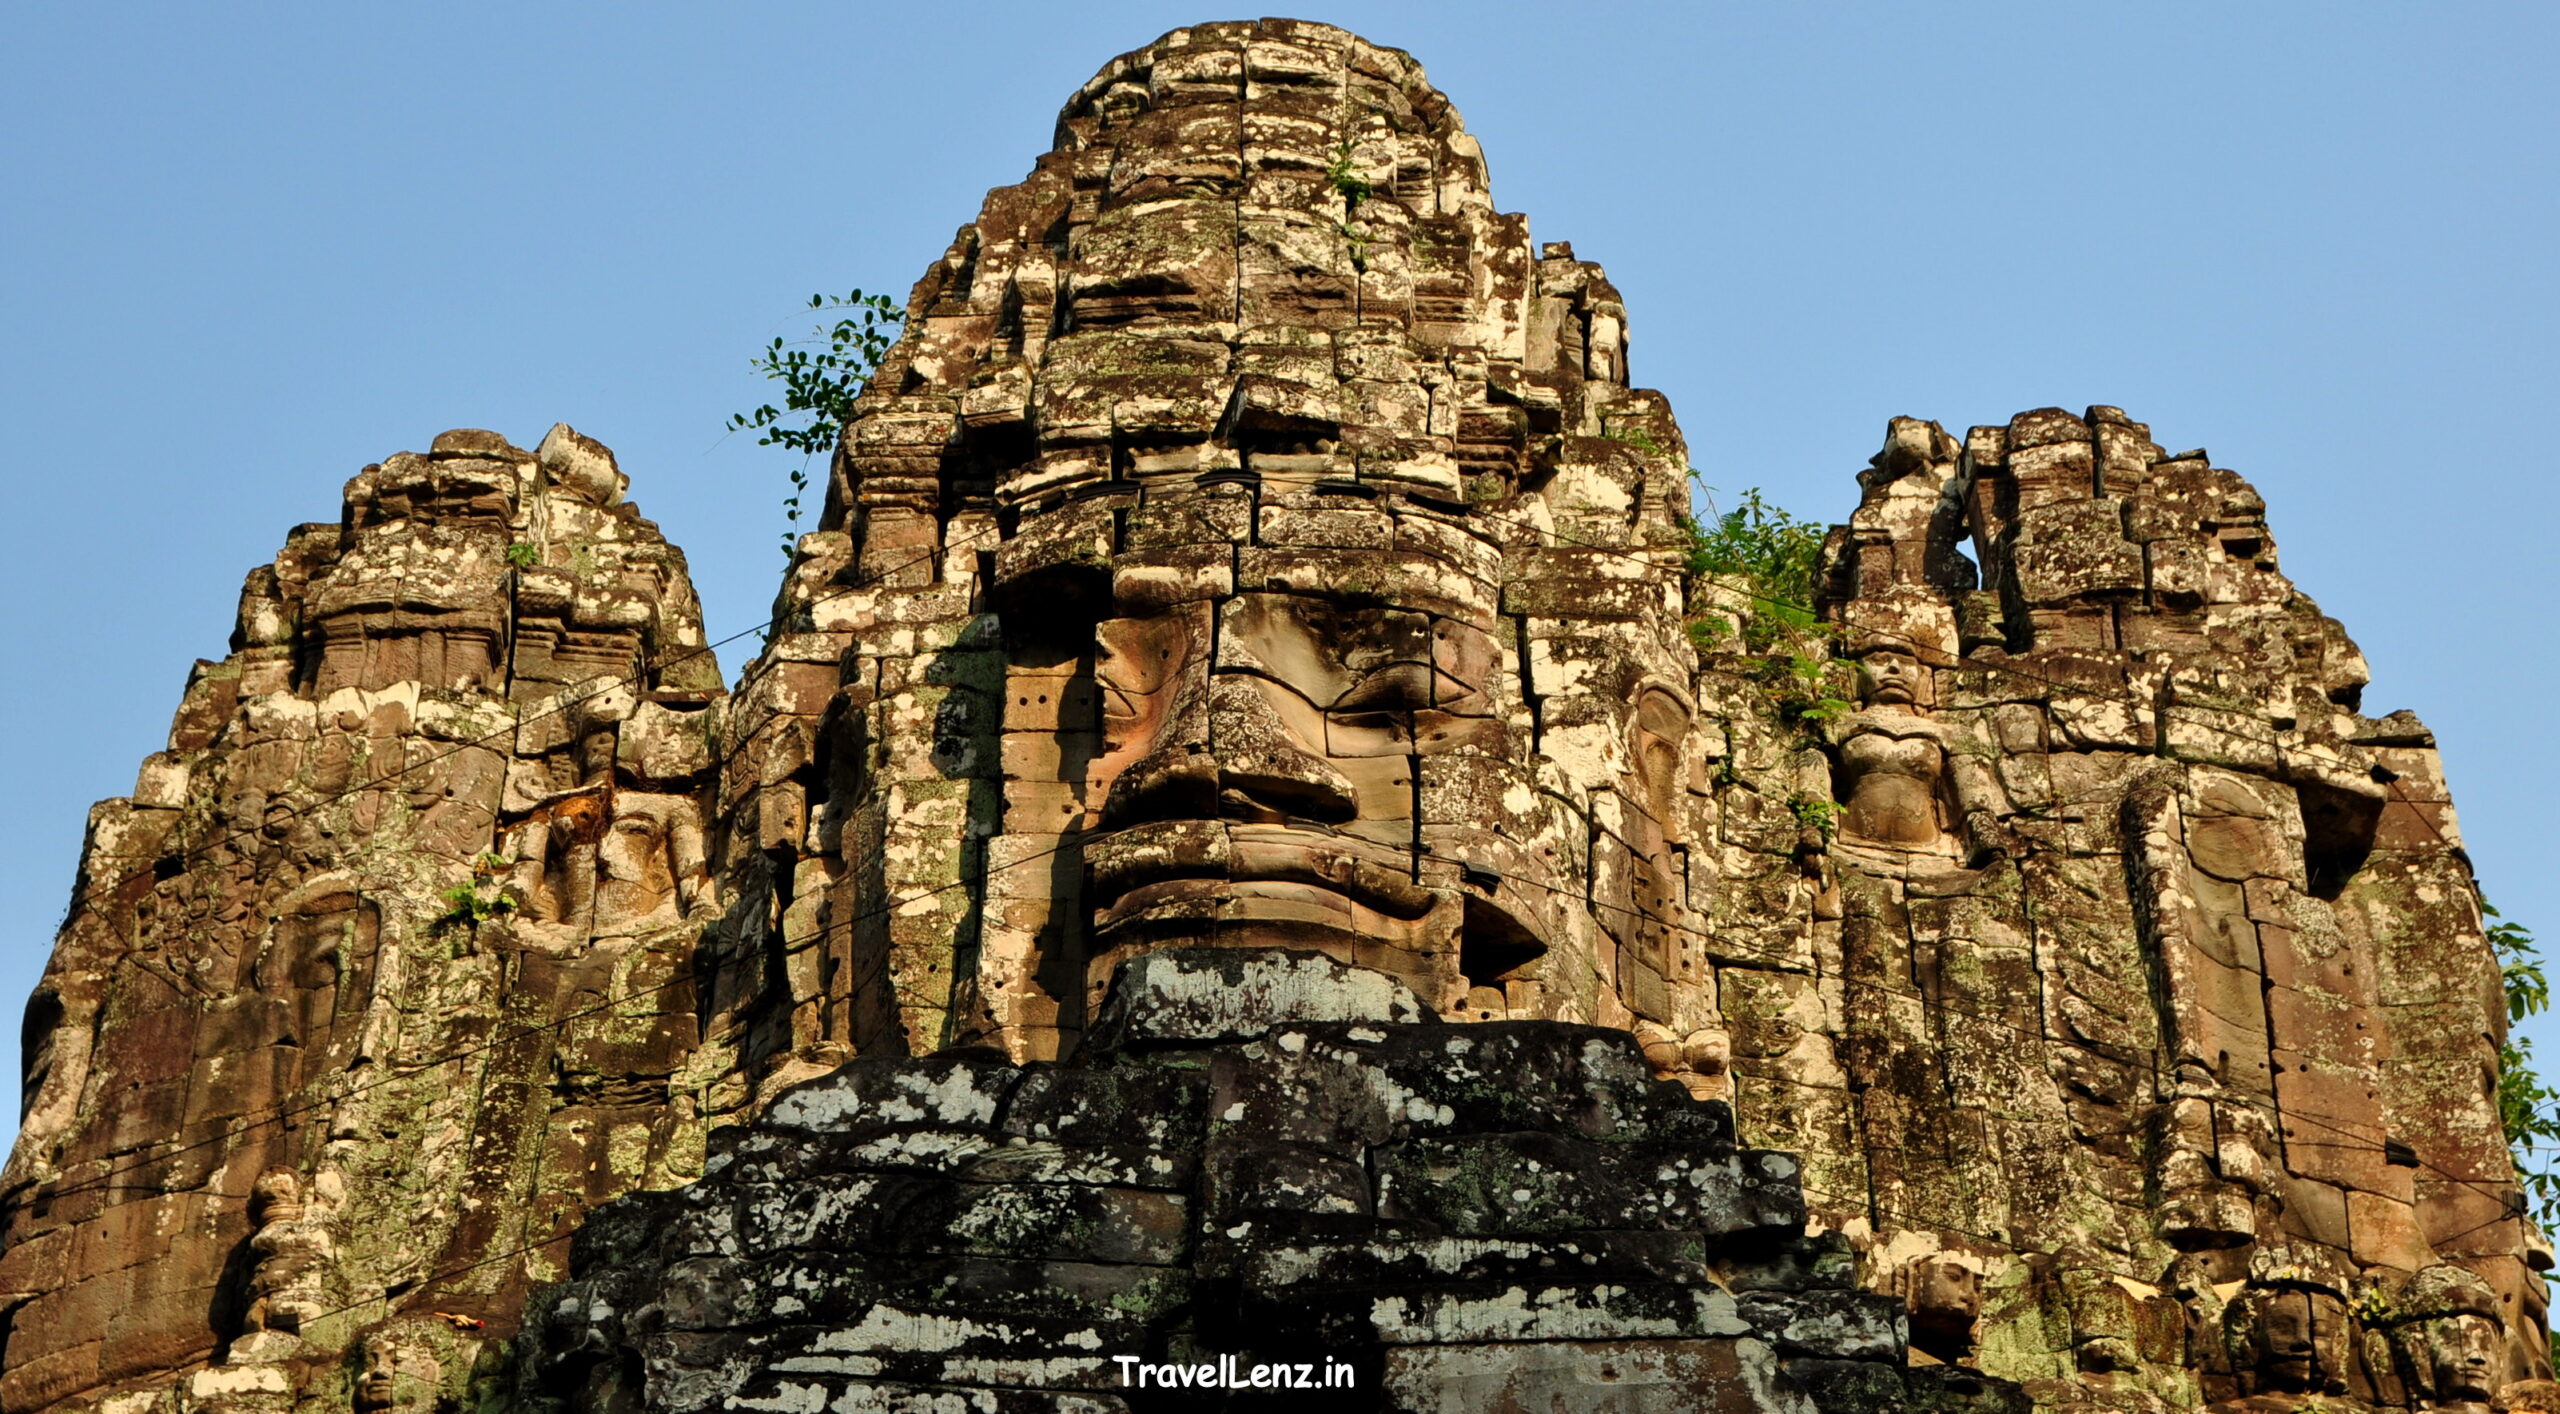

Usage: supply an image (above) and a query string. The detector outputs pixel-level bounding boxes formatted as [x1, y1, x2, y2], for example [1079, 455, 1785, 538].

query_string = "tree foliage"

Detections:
[2490, 901, 2560, 1228]
[728, 290, 904, 558]
[1684, 482, 1828, 651]
[1681, 480, 1851, 727]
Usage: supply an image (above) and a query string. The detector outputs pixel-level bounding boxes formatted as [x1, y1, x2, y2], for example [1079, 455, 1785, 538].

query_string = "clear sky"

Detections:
[5, 1, 2554, 1133]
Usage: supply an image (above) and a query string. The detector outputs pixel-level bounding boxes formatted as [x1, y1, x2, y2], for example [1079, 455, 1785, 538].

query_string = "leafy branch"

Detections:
[2490, 901, 2560, 1229]
[1679, 479, 1852, 731]
[728, 290, 904, 560]
[1786, 790, 1842, 846]
[1684, 480, 1827, 652]
[1324, 134, 1375, 209]
[1767, 651, 1855, 730]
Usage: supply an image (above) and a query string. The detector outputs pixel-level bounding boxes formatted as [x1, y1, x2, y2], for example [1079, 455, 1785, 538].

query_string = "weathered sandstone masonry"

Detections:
[524, 950, 2023, 1413]
[0, 17, 2544, 1414]
[0, 429, 733, 1414]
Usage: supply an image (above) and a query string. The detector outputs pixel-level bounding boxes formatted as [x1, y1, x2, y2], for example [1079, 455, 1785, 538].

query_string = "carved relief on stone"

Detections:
[1632, 1018, 1733, 1102]
[239, 1168, 334, 1343]
[2378, 1265, 2507, 1412]
[2226, 1281, 2357, 1398]
[500, 693, 718, 949]
[1890, 1248, 1989, 1367]
[1078, 552, 1499, 1007]
[1, 426, 724, 1414]
[350, 1322, 446, 1414]
[1781, 407, 2551, 1409]
[718, 20, 1702, 1071]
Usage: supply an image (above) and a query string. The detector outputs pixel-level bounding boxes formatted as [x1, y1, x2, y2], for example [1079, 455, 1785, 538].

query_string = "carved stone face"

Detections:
[759, 22, 1707, 1057]
[353, 1333, 438, 1414]
[354, 1357, 394, 1414]
[1082, 538, 1506, 1000]
[1911, 1255, 1984, 1326]
[576, 727, 619, 784]
[250, 1166, 303, 1219]
[2428, 1311, 2500, 1402]
[1856, 647, 1927, 709]
[2236, 1287, 2349, 1394]
[594, 796, 700, 930]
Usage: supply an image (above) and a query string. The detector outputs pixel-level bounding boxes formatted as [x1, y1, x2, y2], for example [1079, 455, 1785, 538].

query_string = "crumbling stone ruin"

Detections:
[0, 429, 733, 1414]
[0, 17, 2546, 1414]
[528, 950, 2017, 1413]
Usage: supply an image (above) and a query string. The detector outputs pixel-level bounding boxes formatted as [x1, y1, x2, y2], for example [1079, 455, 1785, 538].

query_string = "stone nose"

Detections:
[1100, 674, 1358, 828]
[1205, 676, 1358, 823]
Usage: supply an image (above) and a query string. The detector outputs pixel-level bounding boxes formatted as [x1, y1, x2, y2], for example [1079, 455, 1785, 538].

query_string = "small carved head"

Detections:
[250, 1166, 303, 1223]
[1905, 1253, 1986, 1362]
[2231, 1284, 2352, 1394]
[2392, 1264, 2505, 1406]
[1855, 645, 1928, 709]
[353, 1328, 443, 1414]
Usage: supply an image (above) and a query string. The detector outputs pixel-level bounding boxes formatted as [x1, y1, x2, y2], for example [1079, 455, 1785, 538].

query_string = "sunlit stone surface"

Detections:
[2, 18, 2544, 1414]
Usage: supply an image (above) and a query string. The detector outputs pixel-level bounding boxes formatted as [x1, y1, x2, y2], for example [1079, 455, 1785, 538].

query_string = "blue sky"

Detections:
[4, 1, 2554, 1131]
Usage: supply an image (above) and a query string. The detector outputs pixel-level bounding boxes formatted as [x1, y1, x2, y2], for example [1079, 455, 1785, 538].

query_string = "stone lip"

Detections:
[1081, 946, 1435, 1053]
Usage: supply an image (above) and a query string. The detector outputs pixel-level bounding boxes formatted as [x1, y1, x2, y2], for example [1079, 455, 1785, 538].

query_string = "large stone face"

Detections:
[1732, 408, 2557, 1410]
[0, 17, 2548, 1414]
[0, 428, 730, 1414]
[720, 17, 1701, 1083]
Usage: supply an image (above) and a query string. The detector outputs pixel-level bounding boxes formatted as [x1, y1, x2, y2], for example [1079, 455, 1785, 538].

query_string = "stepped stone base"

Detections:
[520, 951, 2023, 1413]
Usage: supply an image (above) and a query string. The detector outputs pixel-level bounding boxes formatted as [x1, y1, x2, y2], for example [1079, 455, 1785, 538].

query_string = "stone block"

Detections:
[1366, 1281, 1750, 1345]
[1734, 1290, 1905, 1361]
[1383, 1339, 1797, 1414]
[1084, 948, 1430, 1050]
[1372, 1134, 1794, 1238]
[762, 1057, 1018, 1138]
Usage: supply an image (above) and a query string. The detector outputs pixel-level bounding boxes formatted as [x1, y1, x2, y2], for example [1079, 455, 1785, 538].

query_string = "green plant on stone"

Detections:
[432, 852, 519, 936]
[1748, 650, 1854, 736]
[1326, 128, 1377, 272]
[505, 542, 539, 569]
[1325, 134, 1374, 209]
[1683, 478, 1828, 653]
[2488, 901, 2560, 1229]
[1785, 790, 1841, 846]
[432, 881, 514, 934]
[1679, 477, 1853, 734]
[1602, 426, 1664, 458]
[2350, 1282, 2397, 1328]
[729, 290, 904, 562]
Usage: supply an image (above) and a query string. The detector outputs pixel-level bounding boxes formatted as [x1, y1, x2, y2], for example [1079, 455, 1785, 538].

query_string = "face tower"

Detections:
[3, 19, 2546, 1414]
[722, 19, 1707, 1072]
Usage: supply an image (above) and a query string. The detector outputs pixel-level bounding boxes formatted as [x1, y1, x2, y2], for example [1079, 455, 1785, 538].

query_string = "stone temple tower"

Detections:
[0, 18, 2545, 1414]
